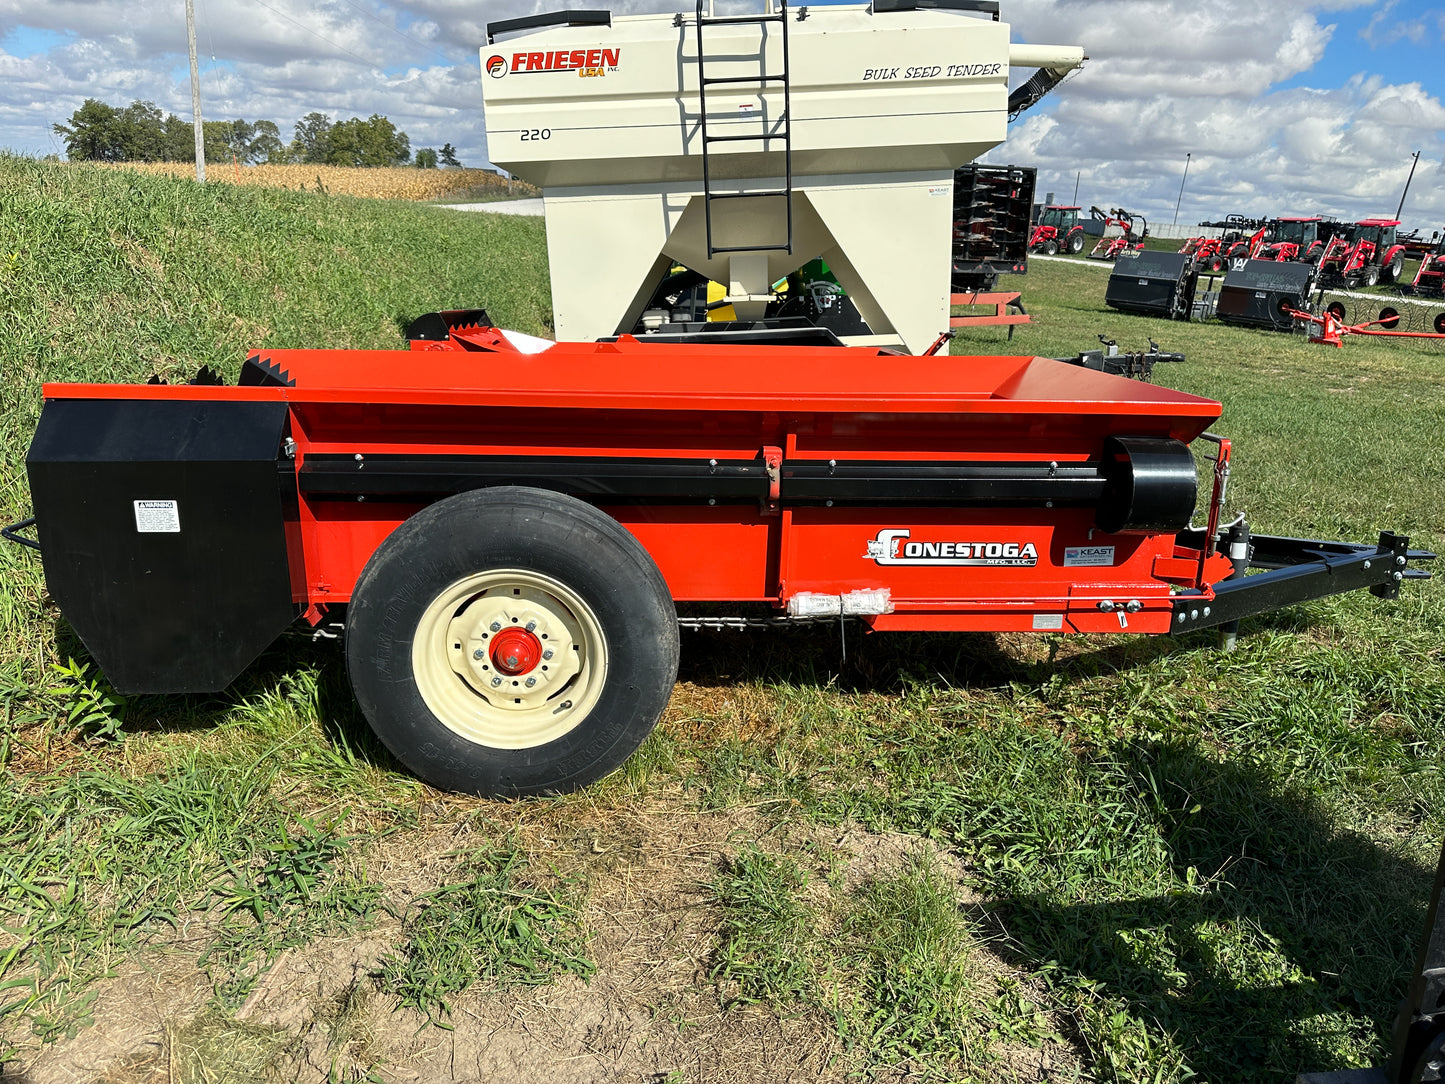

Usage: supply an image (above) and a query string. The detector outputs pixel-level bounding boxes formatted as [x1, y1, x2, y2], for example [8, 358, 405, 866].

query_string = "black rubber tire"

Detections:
[1383, 254, 1405, 283]
[1208, 255, 1225, 273]
[1435, 312, 1445, 335]
[1378, 307, 1400, 329]
[1363, 266, 1380, 288]
[346, 486, 679, 797]
[1067, 231, 1085, 254]
[1042, 239, 1059, 256]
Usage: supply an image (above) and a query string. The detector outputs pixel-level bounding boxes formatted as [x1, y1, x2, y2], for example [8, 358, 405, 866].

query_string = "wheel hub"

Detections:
[443, 586, 584, 712]
[490, 627, 541, 675]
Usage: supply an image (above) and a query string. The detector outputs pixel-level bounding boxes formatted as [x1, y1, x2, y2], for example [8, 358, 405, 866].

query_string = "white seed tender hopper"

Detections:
[480, 1, 1082, 352]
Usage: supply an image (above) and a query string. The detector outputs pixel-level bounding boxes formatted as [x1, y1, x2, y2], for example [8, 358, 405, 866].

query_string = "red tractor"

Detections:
[1184, 215, 1267, 270]
[1219, 224, 1267, 262]
[1178, 234, 1227, 271]
[1317, 219, 1409, 288]
[1258, 217, 1326, 263]
[1402, 230, 1445, 299]
[1087, 207, 1148, 260]
[1029, 205, 1087, 255]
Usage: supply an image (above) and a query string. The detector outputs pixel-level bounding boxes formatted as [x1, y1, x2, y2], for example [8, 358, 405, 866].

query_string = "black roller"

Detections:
[1095, 436, 1198, 534]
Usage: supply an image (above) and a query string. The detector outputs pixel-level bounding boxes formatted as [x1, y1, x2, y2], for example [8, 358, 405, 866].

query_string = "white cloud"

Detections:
[988, 0, 1445, 228]
[2, 0, 1443, 230]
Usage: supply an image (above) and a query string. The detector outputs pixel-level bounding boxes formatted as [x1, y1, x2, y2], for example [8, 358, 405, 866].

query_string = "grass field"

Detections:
[2, 153, 1444, 1082]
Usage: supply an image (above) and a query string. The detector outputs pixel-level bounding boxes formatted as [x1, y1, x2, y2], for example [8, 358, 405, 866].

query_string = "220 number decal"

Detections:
[520, 128, 551, 141]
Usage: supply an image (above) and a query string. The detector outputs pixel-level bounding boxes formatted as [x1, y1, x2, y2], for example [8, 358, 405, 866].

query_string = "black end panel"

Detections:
[26, 399, 297, 694]
[1216, 259, 1314, 331]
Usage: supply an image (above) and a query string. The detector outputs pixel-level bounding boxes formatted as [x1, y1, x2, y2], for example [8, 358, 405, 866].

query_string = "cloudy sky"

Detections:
[2, 0, 1442, 232]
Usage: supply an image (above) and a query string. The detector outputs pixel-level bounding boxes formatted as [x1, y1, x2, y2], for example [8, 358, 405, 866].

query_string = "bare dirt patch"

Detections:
[4, 808, 1082, 1083]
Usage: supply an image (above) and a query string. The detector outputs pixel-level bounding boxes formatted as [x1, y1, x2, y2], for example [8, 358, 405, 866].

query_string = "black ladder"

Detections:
[693, 0, 794, 259]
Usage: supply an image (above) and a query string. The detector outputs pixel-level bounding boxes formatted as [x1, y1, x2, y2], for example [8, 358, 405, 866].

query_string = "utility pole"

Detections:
[1173, 152, 1191, 228]
[1396, 150, 1420, 221]
[186, 0, 206, 182]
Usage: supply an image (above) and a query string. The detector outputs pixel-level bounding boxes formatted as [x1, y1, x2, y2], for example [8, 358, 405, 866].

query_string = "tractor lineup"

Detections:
[1026, 198, 1444, 343]
[1173, 216, 1415, 288]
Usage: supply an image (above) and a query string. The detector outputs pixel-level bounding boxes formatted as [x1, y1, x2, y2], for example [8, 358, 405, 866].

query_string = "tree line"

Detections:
[53, 99, 462, 169]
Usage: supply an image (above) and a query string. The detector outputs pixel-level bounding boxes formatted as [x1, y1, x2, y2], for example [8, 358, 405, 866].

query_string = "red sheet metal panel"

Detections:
[43, 340, 1220, 440]
[41, 341, 1225, 626]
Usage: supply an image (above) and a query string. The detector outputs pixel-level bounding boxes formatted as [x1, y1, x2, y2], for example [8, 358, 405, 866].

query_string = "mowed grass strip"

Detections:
[1, 155, 1442, 1081]
[83, 161, 539, 202]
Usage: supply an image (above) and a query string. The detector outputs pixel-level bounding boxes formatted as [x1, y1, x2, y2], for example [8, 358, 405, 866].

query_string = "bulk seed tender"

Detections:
[478, 0, 1082, 352]
[7, 0, 1435, 798]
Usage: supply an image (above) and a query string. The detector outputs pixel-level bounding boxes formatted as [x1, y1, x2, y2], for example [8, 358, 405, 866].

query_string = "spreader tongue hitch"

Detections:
[1170, 529, 1435, 634]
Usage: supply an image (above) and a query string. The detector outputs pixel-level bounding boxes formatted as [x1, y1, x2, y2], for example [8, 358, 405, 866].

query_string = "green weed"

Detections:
[49, 658, 126, 741]
[377, 837, 594, 1025]
[836, 853, 982, 1072]
[707, 845, 816, 1007]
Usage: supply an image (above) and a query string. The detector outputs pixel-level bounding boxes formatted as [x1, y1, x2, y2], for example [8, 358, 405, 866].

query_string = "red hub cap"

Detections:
[490, 627, 542, 675]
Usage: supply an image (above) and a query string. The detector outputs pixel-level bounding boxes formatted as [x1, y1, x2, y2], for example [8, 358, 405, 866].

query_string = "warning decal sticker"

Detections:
[134, 500, 181, 533]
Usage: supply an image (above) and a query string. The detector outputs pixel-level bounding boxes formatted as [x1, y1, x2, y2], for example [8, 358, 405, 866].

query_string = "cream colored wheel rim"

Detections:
[411, 568, 608, 749]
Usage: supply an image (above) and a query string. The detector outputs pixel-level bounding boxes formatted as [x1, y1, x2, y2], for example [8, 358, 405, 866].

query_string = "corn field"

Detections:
[82, 162, 536, 201]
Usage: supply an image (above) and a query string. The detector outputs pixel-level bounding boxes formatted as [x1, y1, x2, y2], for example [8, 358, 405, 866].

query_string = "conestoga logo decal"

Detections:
[863, 529, 1038, 567]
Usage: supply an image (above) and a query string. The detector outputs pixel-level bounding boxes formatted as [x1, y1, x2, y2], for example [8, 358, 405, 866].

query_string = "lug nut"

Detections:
[473, 648, 484, 660]
[490, 621, 502, 632]
[525, 620, 536, 632]
[490, 676, 503, 688]
[542, 648, 554, 660]
[525, 677, 537, 688]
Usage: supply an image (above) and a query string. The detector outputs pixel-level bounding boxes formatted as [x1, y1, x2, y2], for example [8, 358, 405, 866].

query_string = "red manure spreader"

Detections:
[13, 312, 1433, 796]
